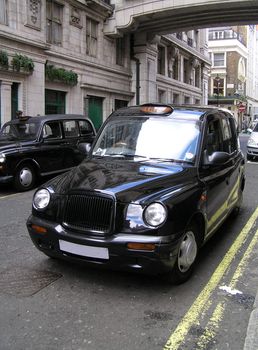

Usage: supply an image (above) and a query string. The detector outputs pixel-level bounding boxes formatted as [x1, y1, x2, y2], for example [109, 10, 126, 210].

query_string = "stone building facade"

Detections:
[208, 25, 258, 127]
[0, 0, 210, 128]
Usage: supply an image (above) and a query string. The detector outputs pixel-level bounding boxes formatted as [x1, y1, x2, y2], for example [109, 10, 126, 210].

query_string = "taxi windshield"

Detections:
[0, 121, 40, 141]
[92, 117, 201, 163]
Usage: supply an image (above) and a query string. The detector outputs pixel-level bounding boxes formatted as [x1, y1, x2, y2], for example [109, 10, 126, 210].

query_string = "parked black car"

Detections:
[0, 114, 96, 191]
[27, 104, 245, 284]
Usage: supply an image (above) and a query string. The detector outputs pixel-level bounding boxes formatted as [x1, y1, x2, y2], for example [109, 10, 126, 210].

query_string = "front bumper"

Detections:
[27, 215, 180, 275]
[247, 146, 258, 158]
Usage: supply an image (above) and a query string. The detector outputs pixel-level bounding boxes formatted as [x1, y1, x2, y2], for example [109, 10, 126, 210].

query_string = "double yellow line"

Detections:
[164, 207, 258, 350]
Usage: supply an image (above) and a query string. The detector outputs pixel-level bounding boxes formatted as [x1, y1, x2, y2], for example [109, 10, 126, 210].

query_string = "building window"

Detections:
[184, 96, 190, 104]
[213, 78, 224, 96]
[86, 17, 98, 57]
[195, 66, 200, 88]
[157, 46, 165, 75]
[183, 58, 190, 84]
[0, 0, 7, 24]
[115, 99, 128, 110]
[173, 93, 179, 104]
[11, 83, 19, 120]
[116, 38, 125, 66]
[46, 0, 63, 45]
[45, 89, 66, 114]
[158, 89, 166, 103]
[172, 57, 179, 80]
[213, 53, 225, 67]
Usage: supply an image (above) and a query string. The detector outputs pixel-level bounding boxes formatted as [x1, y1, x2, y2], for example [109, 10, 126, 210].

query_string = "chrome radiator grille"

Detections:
[63, 193, 114, 234]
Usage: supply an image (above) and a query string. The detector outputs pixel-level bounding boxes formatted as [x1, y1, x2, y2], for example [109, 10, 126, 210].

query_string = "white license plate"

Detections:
[59, 240, 109, 259]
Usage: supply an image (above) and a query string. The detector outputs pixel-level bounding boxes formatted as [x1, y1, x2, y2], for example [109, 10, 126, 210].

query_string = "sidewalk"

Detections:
[243, 290, 258, 349]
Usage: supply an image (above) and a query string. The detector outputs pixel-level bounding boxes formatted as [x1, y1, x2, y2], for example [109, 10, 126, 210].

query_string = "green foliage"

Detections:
[12, 53, 34, 73]
[45, 64, 78, 86]
[0, 50, 9, 69]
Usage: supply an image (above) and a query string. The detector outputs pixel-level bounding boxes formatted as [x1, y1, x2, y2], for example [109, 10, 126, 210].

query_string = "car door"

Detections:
[61, 120, 81, 168]
[199, 114, 232, 236]
[38, 121, 65, 175]
[221, 115, 244, 211]
[62, 119, 96, 167]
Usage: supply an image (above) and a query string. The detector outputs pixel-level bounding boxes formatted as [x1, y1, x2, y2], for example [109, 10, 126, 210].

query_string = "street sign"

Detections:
[238, 104, 246, 113]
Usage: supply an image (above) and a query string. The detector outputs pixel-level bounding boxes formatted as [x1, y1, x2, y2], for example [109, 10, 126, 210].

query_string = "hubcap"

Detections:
[19, 168, 33, 187]
[178, 231, 197, 273]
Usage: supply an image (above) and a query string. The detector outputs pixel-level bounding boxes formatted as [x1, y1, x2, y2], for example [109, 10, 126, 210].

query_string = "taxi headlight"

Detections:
[247, 138, 256, 146]
[33, 189, 50, 210]
[144, 203, 167, 227]
[0, 153, 6, 163]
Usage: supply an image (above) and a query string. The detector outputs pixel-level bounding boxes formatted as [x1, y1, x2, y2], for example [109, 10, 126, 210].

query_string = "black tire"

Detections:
[164, 224, 199, 284]
[14, 163, 36, 191]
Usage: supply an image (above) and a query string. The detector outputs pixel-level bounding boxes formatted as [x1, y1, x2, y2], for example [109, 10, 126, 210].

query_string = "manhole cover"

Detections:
[0, 266, 62, 297]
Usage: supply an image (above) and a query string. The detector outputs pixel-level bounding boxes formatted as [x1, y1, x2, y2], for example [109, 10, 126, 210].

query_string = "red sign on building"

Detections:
[238, 103, 246, 113]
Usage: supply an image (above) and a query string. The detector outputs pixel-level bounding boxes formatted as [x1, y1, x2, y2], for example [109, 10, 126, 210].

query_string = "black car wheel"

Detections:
[14, 164, 36, 191]
[165, 224, 199, 284]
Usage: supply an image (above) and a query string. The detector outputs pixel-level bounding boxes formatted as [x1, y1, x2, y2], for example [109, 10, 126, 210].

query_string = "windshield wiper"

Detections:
[122, 154, 150, 159]
[149, 157, 192, 164]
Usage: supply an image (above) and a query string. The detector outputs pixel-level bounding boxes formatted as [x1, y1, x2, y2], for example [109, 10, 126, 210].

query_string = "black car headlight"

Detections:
[143, 203, 167, 227]
[33, 189, 50, 210]
[0, 152, 6, 163]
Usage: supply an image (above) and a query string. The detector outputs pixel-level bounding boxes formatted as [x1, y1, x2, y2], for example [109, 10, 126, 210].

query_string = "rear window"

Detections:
[63, 120, 79, 138]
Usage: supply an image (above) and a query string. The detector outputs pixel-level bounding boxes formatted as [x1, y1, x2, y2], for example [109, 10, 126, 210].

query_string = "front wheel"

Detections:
[14, 164, 36, 191]
[164, 224, 199, 284]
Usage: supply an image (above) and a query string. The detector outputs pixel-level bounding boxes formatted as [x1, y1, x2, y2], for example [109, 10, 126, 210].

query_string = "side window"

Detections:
[228, 118, 239, 152]
[63, 120, 79, 138]
[79, 120, 93, 135]
[205, 119, 223, 156]
[43, 122, 62, 139]
[221, 118, 232, 153]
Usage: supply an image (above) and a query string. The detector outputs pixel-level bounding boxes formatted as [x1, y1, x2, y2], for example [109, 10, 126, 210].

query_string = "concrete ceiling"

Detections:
[104, 0, 258, 36]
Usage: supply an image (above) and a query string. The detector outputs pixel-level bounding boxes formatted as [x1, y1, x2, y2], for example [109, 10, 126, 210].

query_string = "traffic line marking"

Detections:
[163, 207, 258, 350]
[194, 227, 258, 349]
[0, 193, 21, 200]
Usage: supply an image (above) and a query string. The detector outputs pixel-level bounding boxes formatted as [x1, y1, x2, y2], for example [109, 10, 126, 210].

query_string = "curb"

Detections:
[243, 290, 258, 349]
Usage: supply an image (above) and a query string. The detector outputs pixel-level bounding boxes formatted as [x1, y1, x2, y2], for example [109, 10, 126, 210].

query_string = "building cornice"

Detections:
[80, 82, 134, 96]
[0, 30, 49, 50]
[45, 49, 131, 78]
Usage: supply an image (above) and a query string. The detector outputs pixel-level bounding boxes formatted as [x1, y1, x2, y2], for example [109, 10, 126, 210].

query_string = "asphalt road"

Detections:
[0, 134, 258, 350]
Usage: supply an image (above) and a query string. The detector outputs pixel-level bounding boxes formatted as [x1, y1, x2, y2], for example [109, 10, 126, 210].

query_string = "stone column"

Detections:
[131, 32, 158, 104]
[0, 80, 12, 126]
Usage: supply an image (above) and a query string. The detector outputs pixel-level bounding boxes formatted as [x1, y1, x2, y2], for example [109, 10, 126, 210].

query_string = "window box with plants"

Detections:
[45, 64, 78, 86]
[0, 50, 9, 70]
[11, 54, 34, 73]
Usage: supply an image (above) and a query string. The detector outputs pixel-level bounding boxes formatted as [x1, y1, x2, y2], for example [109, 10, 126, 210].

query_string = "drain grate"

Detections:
[0, 266, 62, 297]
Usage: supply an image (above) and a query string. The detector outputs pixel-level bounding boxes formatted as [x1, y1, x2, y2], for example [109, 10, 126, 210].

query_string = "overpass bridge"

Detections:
[104, 0, 258, 36]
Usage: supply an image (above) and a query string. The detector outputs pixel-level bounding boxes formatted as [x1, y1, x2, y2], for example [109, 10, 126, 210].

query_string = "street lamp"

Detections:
[214, 75, 220, 106]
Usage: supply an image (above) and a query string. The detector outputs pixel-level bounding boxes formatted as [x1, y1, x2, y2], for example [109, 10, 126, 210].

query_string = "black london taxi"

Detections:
[27, 104, 245, 284]
[0, 114, 96, 191]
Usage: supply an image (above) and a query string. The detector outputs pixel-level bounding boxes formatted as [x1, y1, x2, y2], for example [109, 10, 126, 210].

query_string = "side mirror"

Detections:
[208, 151, 231, 165]
[77, 142, 91, 155]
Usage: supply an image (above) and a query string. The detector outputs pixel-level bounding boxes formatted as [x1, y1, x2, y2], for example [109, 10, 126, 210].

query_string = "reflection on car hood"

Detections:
[0, 139, 35, 153]
[0, 139, 19, 152]
[45, 158, 197, 203]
